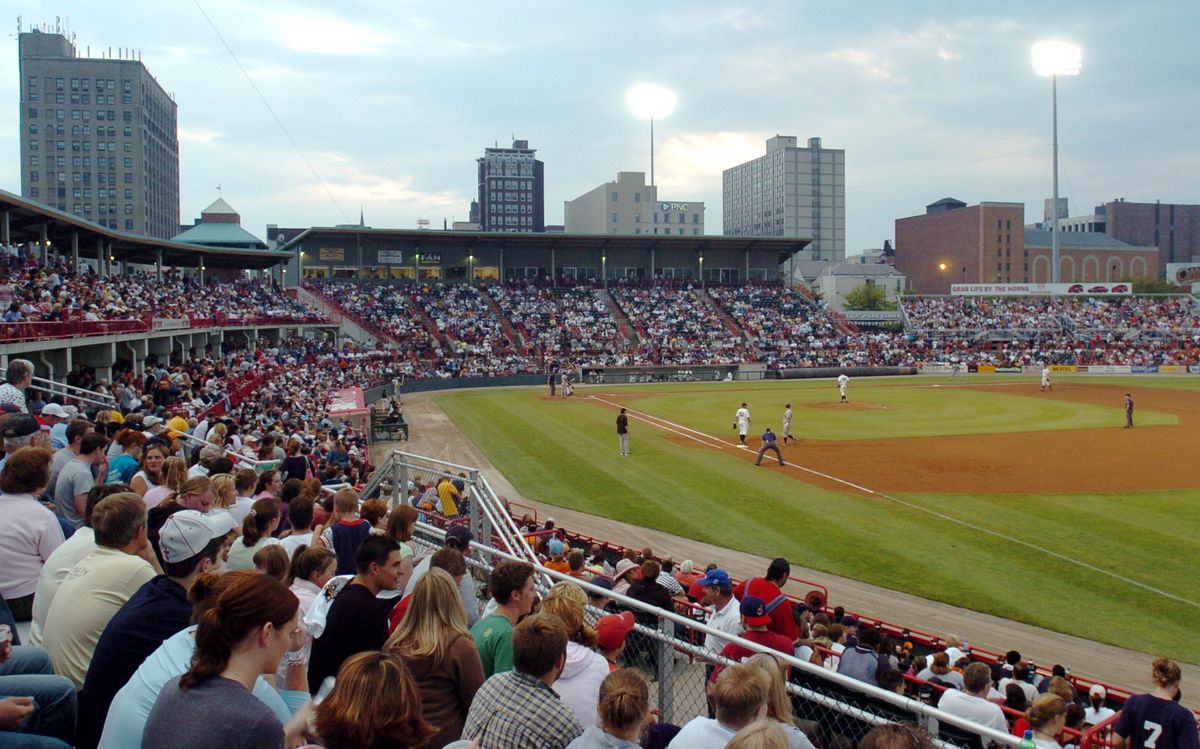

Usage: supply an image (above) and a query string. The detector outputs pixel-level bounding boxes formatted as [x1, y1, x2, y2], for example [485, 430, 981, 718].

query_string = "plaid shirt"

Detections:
[463, 669, 582, 749]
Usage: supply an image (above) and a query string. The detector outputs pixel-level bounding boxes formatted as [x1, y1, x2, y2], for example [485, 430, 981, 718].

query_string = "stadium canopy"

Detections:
[279, 226, 811, 260]
[0, 187, 290, 269]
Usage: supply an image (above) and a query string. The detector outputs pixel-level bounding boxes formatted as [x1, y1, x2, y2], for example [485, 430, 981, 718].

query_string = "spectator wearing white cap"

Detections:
[1084, 684, 1115, 726]
[43, 492, 160, 689]
[39, 403, 70, 449]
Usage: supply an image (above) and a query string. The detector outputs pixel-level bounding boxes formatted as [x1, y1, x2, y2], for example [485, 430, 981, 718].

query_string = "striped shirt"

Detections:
[463, 669, 582, 749]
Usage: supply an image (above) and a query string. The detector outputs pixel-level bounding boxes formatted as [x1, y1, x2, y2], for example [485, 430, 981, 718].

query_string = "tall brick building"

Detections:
[1061, 199, 1200, 268]
[895, 199, 1158, 294]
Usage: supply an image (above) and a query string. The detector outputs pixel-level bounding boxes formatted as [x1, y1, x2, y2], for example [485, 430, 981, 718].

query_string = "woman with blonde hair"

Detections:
[744, 653, 818, 749]
[384, 568, 483, 749]
[1112, 658, 1196, 749]
[310, 651, 434, 749]
[209, 473, 236, 512]
[727, 720, 791, 749]
[141, 456, 189, 510]
[565, 669, 654, 749]
[542, 584, 610, 728]
[1026, 693, 1069, 749]
[147, 476, 216, 563]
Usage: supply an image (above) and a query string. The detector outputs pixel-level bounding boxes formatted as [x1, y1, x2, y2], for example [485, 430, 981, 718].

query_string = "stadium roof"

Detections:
[171, 221, 268, 250]
[0, 188, 289, 268]
[279, 226, 811, 257]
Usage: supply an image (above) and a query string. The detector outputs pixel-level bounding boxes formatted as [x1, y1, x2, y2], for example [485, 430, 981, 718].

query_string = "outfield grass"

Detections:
[436, 376, 1200, 664]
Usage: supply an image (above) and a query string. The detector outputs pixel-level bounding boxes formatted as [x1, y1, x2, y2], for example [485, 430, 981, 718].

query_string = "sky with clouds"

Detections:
[2, 1, 1198, 252]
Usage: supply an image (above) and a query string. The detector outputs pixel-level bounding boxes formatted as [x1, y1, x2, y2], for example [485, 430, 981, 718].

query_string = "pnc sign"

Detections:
[660, 202, 689, 212]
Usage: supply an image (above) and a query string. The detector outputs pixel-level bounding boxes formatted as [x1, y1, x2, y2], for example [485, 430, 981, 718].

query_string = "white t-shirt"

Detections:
[703, 597, 742, 653]
[43, 546, 156, 688]
[227, 496, 255, 524]
[998, 677, 1038, 705]
[280, 532, 314, 559]
[667, 717, 737, 749]
[937, 688, 1008, 734]
[29, 527, 97, 646]
[1083, 706, 1115, 725]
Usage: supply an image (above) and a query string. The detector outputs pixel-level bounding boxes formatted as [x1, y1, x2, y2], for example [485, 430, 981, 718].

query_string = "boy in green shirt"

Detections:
[470, 560, 537, 677]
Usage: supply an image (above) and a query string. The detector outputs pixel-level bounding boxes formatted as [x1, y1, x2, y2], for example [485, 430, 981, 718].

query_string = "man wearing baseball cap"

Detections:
[709, 596, 795, 684]
[697, 568, 741, 654]
[0, 414, 48, 473]
[76, 510, 237, 748]
[595, 611, 635, 670]
[38, 403, 69, 449]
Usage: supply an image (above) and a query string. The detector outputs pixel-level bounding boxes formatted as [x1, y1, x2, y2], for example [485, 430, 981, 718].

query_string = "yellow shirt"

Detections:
[42, 546, 156, 689]
[436, 479, 460, 516]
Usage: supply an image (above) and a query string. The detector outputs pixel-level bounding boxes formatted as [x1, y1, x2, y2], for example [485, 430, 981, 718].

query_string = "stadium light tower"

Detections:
[1032, 40, 1082, 284]
[626, 83, 677, 187]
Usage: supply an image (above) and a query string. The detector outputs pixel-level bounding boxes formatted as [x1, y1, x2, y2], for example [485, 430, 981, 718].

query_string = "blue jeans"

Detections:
[0, 647, 76, 746]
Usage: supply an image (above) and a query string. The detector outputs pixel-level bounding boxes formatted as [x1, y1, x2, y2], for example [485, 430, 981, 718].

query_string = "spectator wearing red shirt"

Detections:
[710, 596, 794, 684]
[731, 558, 796, 641]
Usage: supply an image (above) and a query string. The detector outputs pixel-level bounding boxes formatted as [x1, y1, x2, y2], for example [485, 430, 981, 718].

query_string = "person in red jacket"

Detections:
[731, 558, 796, 642]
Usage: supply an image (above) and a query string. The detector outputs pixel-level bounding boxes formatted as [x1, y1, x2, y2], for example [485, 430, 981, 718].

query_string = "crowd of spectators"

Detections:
[490, 283, 626, 362]
[0, 261, 320, 329]
[610, 285, 749, 365]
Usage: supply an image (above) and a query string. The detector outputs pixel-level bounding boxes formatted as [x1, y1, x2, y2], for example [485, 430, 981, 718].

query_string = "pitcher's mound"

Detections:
[806, 402, 885, 411]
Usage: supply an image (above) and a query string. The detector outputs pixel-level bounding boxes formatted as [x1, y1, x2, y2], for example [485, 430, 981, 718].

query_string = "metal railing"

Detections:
[409, 521, 1025, 749]
[31, 375, 117, 409]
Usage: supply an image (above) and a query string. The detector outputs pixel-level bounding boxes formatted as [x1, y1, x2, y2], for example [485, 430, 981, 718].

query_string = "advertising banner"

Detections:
[995, 366, 1023, 373]
[950, 283, 1132, 297]
[377, 249, 405, 264]
[976, 365, 996, 373]
[1158, 365, 1185, 374]
[1190, 366, 1200, 374]
[919, 363, 956, 374]
[1131, 365, 1159, 374]
[1049, 365, 1077, 373]
[967, 365, 979, 373]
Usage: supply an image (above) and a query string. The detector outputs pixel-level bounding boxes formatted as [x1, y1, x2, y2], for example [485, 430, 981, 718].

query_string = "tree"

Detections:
[843, 283, 896, 311]
[1121, 276, 1185, 295]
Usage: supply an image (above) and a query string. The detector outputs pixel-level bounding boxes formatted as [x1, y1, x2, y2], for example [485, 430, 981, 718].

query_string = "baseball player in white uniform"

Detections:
[837, 374, 850, 403]
[734, 403, 751, 445]
[781, 403, 794, 445]
[1041, 365, 1052, 391]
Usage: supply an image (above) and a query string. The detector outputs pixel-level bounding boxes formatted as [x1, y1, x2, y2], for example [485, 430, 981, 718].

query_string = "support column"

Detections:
[1, 210, 9, 246]
[199, 255, 205, 286]
[156, 250, 163, 281]
[71, 231, 79, 272]
[40, 223, 49, 265]
[97, 239, 104, 275]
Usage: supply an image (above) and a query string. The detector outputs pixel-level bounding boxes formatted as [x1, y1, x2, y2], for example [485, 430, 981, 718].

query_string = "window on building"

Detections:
[125, 219, 134, 230]
[27, 107, 37, 118]
[54, 77, 64, 90]
[634, 193, 641, 203]
[29, 187, 39, 198]
[29, 171, 38, 182]
[612, 192, 618, 202]
[693, 213, 699, 223]
[28, 76, 37, 87]
[612, 212, 618, 223]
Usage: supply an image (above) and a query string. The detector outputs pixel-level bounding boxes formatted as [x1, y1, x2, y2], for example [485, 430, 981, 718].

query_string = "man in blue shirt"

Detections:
[74, 510, 236, 749]
[754, 427, 784, 466]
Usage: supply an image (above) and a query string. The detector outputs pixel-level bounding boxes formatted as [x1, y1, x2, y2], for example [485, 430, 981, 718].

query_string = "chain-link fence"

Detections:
[410, 520, 1021, 749]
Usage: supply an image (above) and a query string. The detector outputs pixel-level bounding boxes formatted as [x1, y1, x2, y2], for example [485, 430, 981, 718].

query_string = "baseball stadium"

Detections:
[1, 190, 1198, 748]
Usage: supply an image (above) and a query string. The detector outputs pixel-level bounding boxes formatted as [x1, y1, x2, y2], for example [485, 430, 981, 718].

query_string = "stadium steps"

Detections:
[294, 285, 393, 346]
[408, 293, 454, 354]
[476, 285, 523, 351]
[696, 287, 753, 343]
[598, 288, 639, 345]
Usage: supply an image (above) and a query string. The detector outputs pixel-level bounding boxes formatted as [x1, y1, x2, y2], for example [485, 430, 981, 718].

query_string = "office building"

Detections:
[18, 29, 180, 238]
[894, 198, 1158, 293]
[476, 139, 544, 232]
[564, 171, 704, 236]
[1061, 199, 1200, 267]
[722, 135, 845, 260]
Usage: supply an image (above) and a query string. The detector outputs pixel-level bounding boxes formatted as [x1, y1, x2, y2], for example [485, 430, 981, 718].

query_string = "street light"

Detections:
[1032, 40, 1082, 284]
[626, 83, 677, 188]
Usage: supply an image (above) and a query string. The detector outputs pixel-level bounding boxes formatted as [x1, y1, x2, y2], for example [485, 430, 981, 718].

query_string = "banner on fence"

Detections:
[950, 282, 1132, 297]
[994, 366, 1023, 373]
[1131, 365, 1159, 374]
[1158, 365, 1186, 374]
[1049, 365, 1078, 373]
[1076, 365, 1131, 374]
[976, 364, 996, 373]
[919, 363, 956, 374]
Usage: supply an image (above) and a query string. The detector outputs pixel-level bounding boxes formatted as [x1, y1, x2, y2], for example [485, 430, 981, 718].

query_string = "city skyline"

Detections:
[1, 2, 1197, 252]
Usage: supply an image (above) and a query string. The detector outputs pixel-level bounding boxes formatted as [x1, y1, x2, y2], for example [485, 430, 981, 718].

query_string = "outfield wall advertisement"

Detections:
[933, 363, 1196, 375]
[950, 282, 1132, 296]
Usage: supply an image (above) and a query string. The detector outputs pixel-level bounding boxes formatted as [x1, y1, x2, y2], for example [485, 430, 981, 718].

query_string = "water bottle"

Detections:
[1018, 730, 1037, 749]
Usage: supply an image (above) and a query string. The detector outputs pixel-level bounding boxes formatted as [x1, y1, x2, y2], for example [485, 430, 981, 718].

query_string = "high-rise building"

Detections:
[564, 171, 704, 236]
[17, 29, 180, 239]
[476, 139, 544, 232]
[722, 135, 845, 261]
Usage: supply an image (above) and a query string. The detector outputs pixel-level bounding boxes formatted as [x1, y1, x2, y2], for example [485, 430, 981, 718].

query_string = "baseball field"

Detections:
[434, 375, 1200, 666]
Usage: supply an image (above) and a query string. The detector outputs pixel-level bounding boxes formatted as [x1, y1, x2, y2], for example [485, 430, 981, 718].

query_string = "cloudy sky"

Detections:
[2, 1, 1198, 252]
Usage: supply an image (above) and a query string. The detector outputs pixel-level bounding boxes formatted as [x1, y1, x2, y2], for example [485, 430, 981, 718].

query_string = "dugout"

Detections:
[276, 227, 810, 285]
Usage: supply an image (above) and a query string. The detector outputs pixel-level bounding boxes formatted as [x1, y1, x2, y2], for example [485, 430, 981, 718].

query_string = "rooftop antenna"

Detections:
[417, 218, 430, 230]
